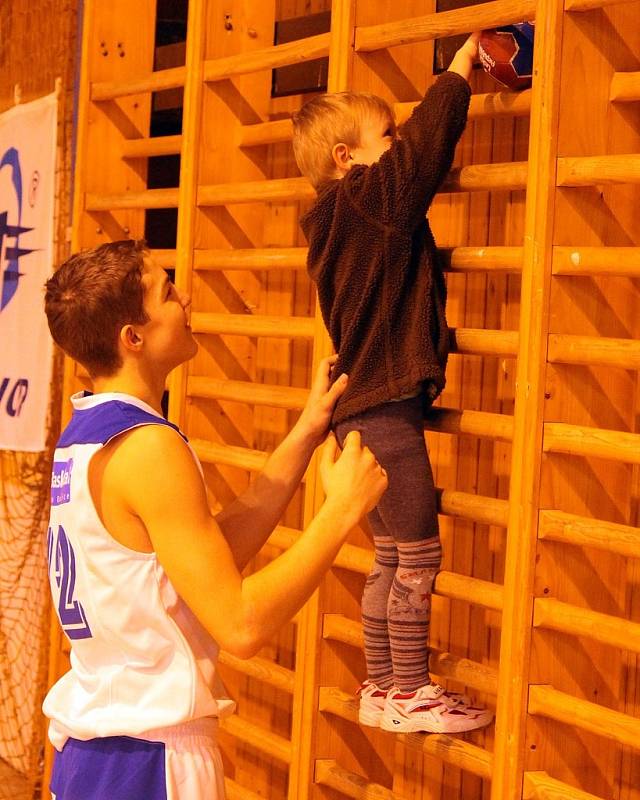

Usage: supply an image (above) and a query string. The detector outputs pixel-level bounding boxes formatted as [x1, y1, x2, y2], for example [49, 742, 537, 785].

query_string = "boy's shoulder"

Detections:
[301, 168, 370, 234]
[300, 179, 340, 234]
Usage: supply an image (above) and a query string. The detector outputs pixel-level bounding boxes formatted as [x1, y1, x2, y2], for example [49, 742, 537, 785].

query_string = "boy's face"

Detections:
[136, 256, 198, 372]
[349, 113, 395, 168]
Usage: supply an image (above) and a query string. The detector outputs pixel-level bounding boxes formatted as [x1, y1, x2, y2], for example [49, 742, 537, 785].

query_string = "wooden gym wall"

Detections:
[44, 1, 640, 800]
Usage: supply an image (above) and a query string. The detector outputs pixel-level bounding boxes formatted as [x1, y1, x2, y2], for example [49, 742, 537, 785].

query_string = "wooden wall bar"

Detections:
[46, 0, 640, 799]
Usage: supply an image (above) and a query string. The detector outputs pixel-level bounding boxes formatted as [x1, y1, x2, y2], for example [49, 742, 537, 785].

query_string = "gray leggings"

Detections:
[334, 395, 441, 690]
[334, 395, 439, 543]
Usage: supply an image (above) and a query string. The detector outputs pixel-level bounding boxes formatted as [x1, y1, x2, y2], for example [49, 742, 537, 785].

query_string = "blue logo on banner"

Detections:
[51, 458, 74, 505]
[0, 147, 35, 312]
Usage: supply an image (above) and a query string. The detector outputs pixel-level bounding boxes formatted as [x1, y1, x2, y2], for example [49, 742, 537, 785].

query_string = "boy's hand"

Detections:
[320, 431, 388, 525]
[295, 355, 348, 446]
[448, 31, 480, 82]
[463, 32, 480, 59]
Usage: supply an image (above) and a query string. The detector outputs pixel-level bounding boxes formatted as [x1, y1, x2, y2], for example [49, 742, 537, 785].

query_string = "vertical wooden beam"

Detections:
[490, 4, 564, 800]
[289, 3, 356, 799]
[62, 0, 95, 425]
[167, 0, 207, 428]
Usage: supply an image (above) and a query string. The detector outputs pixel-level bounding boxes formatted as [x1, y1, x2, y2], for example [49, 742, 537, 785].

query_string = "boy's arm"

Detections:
[214, 356, 348, 570]
[114, 424, 386, 659]
[347, 34, 477, 231]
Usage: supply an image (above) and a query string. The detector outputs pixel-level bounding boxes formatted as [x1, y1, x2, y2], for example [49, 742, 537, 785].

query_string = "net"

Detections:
[0, 448, 53, 799]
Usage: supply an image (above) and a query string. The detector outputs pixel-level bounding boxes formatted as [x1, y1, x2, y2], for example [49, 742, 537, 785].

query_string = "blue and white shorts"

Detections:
[50, 718, 225, 800]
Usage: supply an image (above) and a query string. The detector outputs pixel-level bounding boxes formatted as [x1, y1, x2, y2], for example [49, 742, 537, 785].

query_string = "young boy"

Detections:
[292, 34, 493, 734]
[43, 239, 387, 799]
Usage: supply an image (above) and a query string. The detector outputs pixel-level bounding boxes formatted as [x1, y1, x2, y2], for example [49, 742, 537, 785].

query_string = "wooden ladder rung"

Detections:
[441, 246, 523, 273]
[430, 650, 499, 696]
[565, 0, 637, 12]
[354, 0, 536, 52]
[556, 154, 640, 187]
[440, 161, 528, 193]
[194, 247, 307, 271]
[239, 118, 293, 148]
[190, 311, 315, 339]
[220, 715, 293, 764]
[317, 689, 493, 779]
[543, 422, 640, 465]
[539, 509, 640, 559]
[85, 188, 179, 211]
[197, 177, 314, 206]
[190, 439, 269, 472]
[265, 525, 302, 551]
[187, 376, 308, 409]
[203, 33, 330, 82]
[435, 571, 504, 611]
[224, 777, 266, 800]
[533, 597, 640, 654]
[552, 246, 640, 276]
[451, 328, 519, 357]
[197, 162, 530, 207]
[122, 135, 182, 159]
[190, 245, 522, 273]
[91, 65, 186, 102]
[328, 541, 504, 611]
[150, 249, 177, 268]
[523, 770, 608, 800]
[610, 71, 640, 102]
[528, 685, 640, 750]
[315, 759, 405, 799]
[322, 614, 362, 648]
[437, 488, 509, 527]
[238, 90, 533, 149]
[548, 333, 640, 369]
[267, 528, 371, 575]
[323, 558, 503, 608]
[426, 407, 514, 441]
[217, 651, 295, 694]
[397, 90, 533, 124]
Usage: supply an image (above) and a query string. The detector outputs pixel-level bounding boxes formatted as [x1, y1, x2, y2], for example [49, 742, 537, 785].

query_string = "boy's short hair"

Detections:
[292, 92, 395, 189]
[44, 239, 150, 378]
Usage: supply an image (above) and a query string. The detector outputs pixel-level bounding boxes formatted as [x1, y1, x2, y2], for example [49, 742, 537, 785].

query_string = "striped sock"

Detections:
[388, 537, 442, 692]
[361, 535, 398, 690]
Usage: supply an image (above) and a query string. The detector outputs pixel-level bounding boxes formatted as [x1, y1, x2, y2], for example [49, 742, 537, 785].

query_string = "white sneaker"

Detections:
[380, 683, 493, 734]
[357, 681, 390, 727]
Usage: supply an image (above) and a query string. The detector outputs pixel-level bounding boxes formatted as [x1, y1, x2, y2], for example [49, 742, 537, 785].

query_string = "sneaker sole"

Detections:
[358, 708, 384, 727]
[380, 712, 494, 734]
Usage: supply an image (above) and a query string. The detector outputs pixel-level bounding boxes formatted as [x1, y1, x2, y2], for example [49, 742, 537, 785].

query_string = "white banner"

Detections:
[0, 93, 57, 452]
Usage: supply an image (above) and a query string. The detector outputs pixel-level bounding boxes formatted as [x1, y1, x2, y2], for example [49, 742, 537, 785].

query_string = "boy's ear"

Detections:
[120, 324, 143, 353]
[331, 142, 353, 173]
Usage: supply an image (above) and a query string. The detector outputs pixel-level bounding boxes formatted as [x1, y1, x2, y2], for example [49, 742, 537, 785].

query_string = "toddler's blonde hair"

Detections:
[292, 92, 395, 189]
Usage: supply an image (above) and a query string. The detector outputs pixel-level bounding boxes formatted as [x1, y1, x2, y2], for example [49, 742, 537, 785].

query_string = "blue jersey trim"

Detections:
[57, 401, 187, 448]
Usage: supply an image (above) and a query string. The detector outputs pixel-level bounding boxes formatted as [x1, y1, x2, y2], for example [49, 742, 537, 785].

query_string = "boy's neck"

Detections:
[91, 365, 167, 416]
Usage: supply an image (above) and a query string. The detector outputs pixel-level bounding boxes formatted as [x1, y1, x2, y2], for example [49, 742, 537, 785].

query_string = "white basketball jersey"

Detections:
[43, 392, 235, 750]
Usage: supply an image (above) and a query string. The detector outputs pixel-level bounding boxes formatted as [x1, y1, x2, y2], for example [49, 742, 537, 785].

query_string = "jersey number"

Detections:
[47, 525, 93, 640]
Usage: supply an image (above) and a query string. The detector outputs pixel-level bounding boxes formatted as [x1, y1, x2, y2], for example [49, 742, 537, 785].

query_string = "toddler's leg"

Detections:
[335, 396, 439, 692]
[335, 417, 396, 689]
[387, 536, 441, 691]
[361, 514, 397, 690]
[354, 396, 440, 692]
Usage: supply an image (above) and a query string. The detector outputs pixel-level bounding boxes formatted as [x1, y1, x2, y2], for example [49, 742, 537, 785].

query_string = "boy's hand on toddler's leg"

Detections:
[320, 431, 388, 526]
[296, 355, 348, 447]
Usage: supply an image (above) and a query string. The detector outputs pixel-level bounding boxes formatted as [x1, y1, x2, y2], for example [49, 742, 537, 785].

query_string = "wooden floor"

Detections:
[0, 759, 32, 800]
